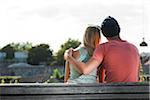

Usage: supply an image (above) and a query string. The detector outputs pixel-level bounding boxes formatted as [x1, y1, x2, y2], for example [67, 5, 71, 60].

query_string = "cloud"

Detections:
[6, 0, 142, 24]
[20, 6, 62, 19]
[0, 0, 149, 52]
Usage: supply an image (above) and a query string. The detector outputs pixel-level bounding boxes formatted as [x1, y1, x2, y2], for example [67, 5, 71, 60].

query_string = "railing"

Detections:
[0, 82, 149, 100]
[143, 75, 150, 81]
[0, 76, 21, 83]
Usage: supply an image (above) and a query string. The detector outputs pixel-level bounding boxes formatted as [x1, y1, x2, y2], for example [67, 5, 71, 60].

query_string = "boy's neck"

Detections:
[107, 35, 122, 41]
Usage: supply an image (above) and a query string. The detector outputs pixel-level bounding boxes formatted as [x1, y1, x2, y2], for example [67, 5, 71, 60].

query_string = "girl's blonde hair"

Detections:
[83, 26, 101, 56]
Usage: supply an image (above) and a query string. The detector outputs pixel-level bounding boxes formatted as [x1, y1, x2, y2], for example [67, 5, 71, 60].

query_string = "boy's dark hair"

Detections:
[101, 16, 120, 37]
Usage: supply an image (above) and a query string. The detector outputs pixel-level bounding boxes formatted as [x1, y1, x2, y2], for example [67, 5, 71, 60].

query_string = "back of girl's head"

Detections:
[83, 26, 101, 56]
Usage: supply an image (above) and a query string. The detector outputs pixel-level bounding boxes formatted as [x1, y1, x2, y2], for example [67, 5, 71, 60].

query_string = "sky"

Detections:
[0, 0, 149, 53]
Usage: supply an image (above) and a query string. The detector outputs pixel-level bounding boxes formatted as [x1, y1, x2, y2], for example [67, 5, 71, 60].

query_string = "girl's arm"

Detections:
[64, 48, 81, 83]
[64, 61, 70, 83]
[65, 48, 82, 74]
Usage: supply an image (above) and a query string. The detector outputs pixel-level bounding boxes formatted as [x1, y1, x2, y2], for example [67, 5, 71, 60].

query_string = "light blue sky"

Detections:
[0, 0, 149, 53]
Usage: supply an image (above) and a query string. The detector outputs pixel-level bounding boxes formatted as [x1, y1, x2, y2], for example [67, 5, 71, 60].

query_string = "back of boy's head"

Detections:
[101, 16, 120, 37]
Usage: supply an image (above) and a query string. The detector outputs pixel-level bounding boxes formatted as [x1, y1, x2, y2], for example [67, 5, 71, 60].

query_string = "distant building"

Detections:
[14, 52, 28, 63]
[0, 52, 6, 62]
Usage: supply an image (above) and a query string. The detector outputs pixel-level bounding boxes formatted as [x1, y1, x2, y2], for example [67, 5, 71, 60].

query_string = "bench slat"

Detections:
[1, 94, 149, 100]
[0, 83, 149, 100]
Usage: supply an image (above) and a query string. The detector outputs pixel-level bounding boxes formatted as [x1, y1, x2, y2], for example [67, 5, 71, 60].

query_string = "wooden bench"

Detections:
[0, 82, 149, 100]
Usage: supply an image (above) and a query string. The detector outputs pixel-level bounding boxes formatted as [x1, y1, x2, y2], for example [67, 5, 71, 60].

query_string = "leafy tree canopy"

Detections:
[10, 42, 32, 52]
[27, 44, 53, 65]
[0, 44, 15, 59]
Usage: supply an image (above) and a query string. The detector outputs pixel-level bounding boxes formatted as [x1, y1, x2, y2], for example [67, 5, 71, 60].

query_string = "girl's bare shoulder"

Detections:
[72, 47, 81, 59]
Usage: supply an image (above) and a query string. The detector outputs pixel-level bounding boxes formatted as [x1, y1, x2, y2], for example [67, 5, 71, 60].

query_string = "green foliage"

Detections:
[45, 68, 64, 83]
[52, 69, 64, 79]
[54, 38, 81, 66]
[27, 44, 53, 65]
[0, 44, 15, 59]
[11, 42, 32, 51]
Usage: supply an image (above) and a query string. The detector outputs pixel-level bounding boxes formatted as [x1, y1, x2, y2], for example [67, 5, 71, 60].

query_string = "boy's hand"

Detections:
[64, 48, 73, 60]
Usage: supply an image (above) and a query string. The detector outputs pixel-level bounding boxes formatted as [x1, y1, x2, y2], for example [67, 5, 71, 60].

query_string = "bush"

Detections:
[27, 44, 53, 65]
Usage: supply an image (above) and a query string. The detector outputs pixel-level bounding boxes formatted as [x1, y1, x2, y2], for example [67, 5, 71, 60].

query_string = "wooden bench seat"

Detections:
[0, 82, 149, 100]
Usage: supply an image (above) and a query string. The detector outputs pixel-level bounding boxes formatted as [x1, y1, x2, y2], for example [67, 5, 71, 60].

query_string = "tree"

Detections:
[27, 44, 53, 65]
[54, 38, 81, 66]
[0, 44, 15, 59]
[11, 42, 32, 51]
